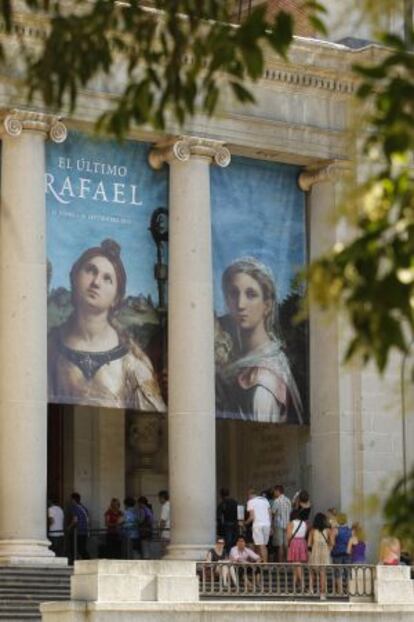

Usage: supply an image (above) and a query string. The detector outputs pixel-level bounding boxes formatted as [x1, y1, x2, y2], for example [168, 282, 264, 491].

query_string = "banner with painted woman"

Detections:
[211, 157, 309, 425]
[46, 132, 168, 412]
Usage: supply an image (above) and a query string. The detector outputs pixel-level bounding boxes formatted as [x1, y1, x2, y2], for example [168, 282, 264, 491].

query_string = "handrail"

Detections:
[197, 562, 376, 600]
[48, 526, 170, 563]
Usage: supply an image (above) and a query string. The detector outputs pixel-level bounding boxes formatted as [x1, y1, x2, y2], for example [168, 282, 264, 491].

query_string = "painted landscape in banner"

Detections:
[46, 133, 168, 411]
[212, 157, 309, 425]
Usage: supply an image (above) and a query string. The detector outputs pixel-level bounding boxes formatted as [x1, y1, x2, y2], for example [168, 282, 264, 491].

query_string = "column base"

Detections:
[0, 539, 68, 566]
[165, 543, 213, 561]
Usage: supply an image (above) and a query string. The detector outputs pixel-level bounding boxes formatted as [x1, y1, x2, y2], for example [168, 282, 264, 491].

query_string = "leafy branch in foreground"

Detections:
[0, 0, 316, 135]
[384, 467, 414, 549]
[307, 30, 414, 372]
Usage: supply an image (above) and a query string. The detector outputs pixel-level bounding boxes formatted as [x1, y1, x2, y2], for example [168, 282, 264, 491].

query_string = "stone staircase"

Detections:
[0, 566, 72, 620]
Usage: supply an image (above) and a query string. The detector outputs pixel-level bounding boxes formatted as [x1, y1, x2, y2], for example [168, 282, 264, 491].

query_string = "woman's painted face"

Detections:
[74, 255, 118, 313]
[226, 272, 270, 331]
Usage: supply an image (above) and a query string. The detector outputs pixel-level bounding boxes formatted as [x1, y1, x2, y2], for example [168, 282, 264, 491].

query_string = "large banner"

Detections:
[212, 157, 308, 424]
[46, 133, 168, 412]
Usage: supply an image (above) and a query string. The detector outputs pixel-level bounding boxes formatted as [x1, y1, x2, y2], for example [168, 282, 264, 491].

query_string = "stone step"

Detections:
[0, 564, 73, 575]
[0, 565, 72, 621]
[0, 574, 71, 583]
[0, 600, 40, 610]
[0, 579, 70, 587]
[0, 615, 40, 621]
[0, 565, 73, 577]
[0, 590, 70, 604]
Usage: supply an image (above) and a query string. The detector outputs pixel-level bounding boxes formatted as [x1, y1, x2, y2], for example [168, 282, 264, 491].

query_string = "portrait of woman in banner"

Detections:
[48, 239, 166, 412]
[215, 257, 304, 424]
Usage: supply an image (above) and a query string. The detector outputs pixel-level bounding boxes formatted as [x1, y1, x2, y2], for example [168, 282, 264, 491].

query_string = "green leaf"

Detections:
[380, 32, 405, 50]
[353, 63, 387, 79]
[230, 81, 255, 104]
[268, 11, 293, 58]
[204, 84, 219, 116]
[237, 5, 267, 42]
[301, 1, 328, 14]
[309, 15, 327, 35]
[240, 44, 264, 80]
[356, 82, 374, 99]
[384, 133, 411, 158]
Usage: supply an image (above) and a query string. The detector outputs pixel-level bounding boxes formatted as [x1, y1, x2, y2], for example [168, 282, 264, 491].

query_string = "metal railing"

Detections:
[49, 527, 169, 563]
[197, 562, 376, 600]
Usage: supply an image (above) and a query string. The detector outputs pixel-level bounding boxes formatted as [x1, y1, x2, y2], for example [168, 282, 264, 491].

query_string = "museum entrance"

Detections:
[216, 419, 311, 509]
[48, 407, 310, 531]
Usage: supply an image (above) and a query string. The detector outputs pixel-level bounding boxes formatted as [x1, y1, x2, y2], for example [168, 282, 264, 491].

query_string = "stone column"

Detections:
[149, 136, 231, 559]
[0, 109, 67, 563]
[298, 161, 359, 514]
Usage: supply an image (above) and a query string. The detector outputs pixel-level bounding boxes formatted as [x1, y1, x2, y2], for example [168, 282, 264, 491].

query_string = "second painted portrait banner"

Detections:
[46, 132, 168, 412]
[212, 157, 309, 425]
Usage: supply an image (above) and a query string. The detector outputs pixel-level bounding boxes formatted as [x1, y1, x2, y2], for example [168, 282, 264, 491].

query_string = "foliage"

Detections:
[0, 1, 325, 135]
[384, 467, 414, 549]
[307, 29, 414, 372]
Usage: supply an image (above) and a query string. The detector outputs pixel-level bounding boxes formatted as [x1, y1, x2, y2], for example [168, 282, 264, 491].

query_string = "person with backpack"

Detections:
[67, 492, 90, 564]
[331, 512, 352, 593]
[137, 496, 154, 559]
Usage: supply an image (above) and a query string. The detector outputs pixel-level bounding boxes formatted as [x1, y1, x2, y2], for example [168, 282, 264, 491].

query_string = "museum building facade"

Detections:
[0, 11, 412, 566]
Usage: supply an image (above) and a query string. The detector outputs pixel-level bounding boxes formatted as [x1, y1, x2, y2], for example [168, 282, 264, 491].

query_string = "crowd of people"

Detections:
[47, 484, 409, 575]
[47, 490, 170, 563]
[214, 484, 411, 588]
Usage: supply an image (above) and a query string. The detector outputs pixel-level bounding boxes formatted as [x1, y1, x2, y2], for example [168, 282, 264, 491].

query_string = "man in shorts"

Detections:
[245, 488, 271, 562]
[271, 484, 291, 561]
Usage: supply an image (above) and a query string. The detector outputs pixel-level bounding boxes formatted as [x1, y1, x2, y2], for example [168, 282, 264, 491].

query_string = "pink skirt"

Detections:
[288, 538, 308, 562]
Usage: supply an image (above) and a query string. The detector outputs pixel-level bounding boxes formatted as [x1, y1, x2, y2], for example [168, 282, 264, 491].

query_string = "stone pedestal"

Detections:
[40, 561, 414, 622]
[149, 137, 231, 559]
[375, 565, 414, 604]
[0, 109, 67, 564]
[69, 560, 199, 603]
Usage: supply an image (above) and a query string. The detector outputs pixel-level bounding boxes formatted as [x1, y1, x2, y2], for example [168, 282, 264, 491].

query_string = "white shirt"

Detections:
[48, 504, 64, 534]
[247, 496, 271, 526]
[229, 545, 260, 563]
[290, 519, 307, 539]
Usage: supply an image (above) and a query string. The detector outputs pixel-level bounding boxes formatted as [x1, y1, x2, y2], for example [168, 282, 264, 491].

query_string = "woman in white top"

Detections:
[287, 509, 308, 589]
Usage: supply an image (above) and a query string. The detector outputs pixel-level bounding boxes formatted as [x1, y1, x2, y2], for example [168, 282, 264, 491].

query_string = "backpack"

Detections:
[332, 526, 352, 556]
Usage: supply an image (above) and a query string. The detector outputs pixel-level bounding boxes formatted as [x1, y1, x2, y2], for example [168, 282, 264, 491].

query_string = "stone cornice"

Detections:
[0, 108, 67, 142]
[149, 136, 231, 170]
[298, 160, 352, 191]
[262, 66, 355, 95]
[0, 12, 385, 99]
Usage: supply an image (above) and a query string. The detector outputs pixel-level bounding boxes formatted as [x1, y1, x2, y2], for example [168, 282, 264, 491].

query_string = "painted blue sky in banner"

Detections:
[211, 156, 306, 315]
[212, 156, 308, 425]
[46, 132, 168, 299]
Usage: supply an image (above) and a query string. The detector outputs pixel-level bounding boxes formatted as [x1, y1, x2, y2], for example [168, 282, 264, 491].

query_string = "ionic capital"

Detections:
[298, 160, 351, 192]
[0, 109, 67, 143]
[149, 135, 231, 170]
